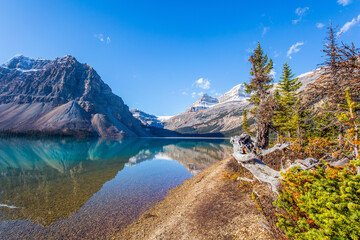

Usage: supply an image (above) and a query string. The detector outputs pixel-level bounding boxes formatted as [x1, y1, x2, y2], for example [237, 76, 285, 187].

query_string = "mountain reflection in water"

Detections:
[0, 137, 231, 239]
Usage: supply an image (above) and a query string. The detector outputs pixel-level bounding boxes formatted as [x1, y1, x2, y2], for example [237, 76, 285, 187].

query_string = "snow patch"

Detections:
[157, 116, 173, 122]
[296, 71, 313, 79]
[154, 153, 174, 160]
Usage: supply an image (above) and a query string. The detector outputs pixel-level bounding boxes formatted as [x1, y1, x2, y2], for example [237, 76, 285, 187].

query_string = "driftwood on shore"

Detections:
[230, 134, 331, 192]
[231, 135, 291, 192]
[231, 134, 353, 192]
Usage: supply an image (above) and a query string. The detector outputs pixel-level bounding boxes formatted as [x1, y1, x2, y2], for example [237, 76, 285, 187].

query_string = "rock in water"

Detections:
[0, 55, 148, 138]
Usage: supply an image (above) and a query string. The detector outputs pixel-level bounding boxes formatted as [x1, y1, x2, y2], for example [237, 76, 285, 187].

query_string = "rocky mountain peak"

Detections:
[0, 55, 148, 138]
[185, 84, 249, 113]
[187, 93, 219, 112]
[217, 84, 249, 103]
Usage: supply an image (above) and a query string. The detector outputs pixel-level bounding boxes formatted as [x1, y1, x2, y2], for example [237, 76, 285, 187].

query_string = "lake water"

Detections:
[0, 137, 232, 239]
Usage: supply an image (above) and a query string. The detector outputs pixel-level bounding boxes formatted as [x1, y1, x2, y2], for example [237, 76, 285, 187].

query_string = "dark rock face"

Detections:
[0, 55, 148, 138]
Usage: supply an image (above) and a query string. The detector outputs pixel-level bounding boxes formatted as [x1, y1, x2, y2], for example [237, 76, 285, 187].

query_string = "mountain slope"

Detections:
[0, 55, 148, 137]
[163, 71, 321, 136]
[130, 109, 166, 128]
[187, 94, 219, 112]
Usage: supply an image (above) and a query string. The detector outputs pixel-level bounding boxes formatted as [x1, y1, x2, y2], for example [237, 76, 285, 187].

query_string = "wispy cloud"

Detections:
[337, 14, 360, 37]
[316, 23, 325, 29]
[210, 89, 221, 97]
[191, 91, 205, 98]
[274, 51, 279, 58]
[193, 78, 210, 89]
[269, 69, 276, 79]
[287, 42, 304, 59]
[262, 27, 270, 37]
[94, 34, 111, 44]
[292, 7, 309, 24]
[338, 0, 352, 6]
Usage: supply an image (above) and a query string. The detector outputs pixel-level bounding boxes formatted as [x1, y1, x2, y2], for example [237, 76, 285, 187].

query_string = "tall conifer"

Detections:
[244, 42, 274, 149]
[273, 62, 302, 138]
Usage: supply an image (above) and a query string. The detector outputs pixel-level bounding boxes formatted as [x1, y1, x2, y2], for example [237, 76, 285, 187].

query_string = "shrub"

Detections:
[274, 161, 360, 239]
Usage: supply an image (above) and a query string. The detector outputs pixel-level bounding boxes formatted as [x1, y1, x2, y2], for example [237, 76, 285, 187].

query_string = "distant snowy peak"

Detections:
[130, 109, 168, 128]
[1, 55, 83, 73]
[217, 84, 249, 103]
[296, 68, 324, 92]
[187, 94, 219, 112]
[187, 84, 249, 113]
[2, 55, 50, 71]
[157, 116, 173, 122]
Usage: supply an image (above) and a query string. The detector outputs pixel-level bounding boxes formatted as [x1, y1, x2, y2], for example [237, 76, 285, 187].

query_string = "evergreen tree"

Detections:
[242, 110, 251, 135]
[244, 42, 274, 149]
[273, 63, 302, 138]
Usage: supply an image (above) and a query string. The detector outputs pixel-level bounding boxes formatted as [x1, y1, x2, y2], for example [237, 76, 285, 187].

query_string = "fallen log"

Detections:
[230, 135, 332, 192]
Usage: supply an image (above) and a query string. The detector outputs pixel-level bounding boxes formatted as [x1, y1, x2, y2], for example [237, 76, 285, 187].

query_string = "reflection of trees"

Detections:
[125, 139, 232, 174]
[163, 143, 232, 174]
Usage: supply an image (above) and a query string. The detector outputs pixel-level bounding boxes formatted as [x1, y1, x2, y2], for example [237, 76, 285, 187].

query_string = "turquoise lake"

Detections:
[0, 137, 232, 239]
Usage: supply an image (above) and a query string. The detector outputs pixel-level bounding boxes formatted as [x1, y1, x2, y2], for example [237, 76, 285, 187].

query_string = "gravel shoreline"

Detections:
[113, 157, 273, 240]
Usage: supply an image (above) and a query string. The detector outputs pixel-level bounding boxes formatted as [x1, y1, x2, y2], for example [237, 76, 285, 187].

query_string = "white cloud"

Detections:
[287, 42, 304, 59]
[94, 33, 111, 44]
[94, 34, 104, 42]
[193, 78, 210, 89]
[316, 23, 325, 29]
[337, 14, 360, 37]
[269, 69, 276, 79]
[262, 27, 270, 36]
[292, 7, 309, 24]
[182, 91, 188, 95]
[338, 0, 352, 6]
[191, 91, 207, 98]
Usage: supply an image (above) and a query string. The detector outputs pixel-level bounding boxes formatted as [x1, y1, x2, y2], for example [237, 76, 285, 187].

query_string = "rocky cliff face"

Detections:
[163, 70, 321, 136]
[0, 55, 148, 137]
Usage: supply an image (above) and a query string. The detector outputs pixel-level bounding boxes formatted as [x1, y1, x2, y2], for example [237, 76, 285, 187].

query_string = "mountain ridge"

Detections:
[132, 69, 321, 137]
[0, 55, 148, 138]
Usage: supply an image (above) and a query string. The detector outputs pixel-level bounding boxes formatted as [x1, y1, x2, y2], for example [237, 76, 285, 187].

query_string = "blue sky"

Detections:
[0, 0, 359, 116]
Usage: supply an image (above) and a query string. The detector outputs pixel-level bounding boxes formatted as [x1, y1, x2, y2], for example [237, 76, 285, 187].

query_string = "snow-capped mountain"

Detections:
[0, 55, 149, 138]
[2, 54, 50, 71]
[162, 70, 320, 136]
[186, 84, 249, 113]
[217, 84, 249, 103]
[130, 109, 172, 128]
[187, 94, 219, 112]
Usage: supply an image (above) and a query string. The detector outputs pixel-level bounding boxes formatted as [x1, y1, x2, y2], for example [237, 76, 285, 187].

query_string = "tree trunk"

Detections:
[256, 121, 270, 149]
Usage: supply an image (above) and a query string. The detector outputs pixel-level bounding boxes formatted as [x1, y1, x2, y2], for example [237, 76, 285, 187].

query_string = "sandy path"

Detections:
[114, 157, 273, 240]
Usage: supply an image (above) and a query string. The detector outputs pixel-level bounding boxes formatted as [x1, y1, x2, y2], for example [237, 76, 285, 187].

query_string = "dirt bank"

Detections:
[114, 157, 274, 240]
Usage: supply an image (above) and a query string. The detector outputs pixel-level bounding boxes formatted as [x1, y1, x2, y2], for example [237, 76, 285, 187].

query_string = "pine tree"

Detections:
[242, 110, 251, 135]
[273, 63, 302, 139]
[244, 42, 274, 149]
